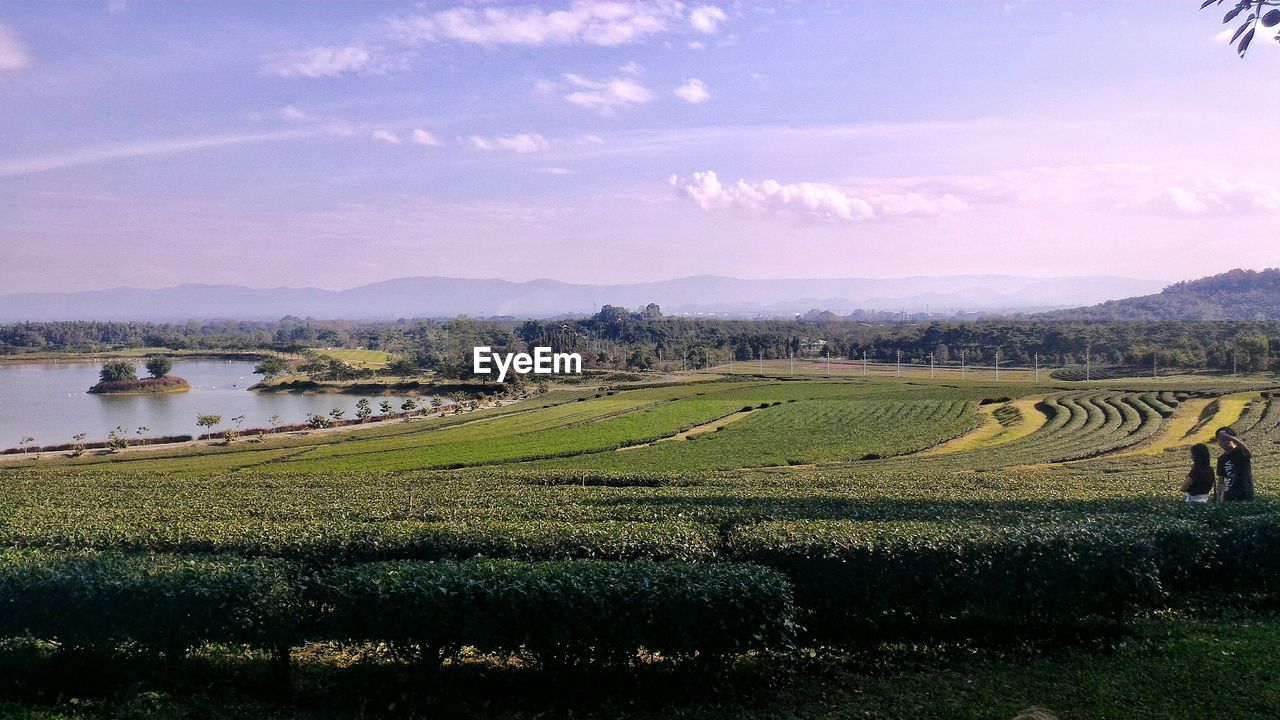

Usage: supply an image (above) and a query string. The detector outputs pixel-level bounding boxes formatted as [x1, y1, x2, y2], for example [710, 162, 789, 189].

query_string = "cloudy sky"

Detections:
[1, 1, 1278, 293]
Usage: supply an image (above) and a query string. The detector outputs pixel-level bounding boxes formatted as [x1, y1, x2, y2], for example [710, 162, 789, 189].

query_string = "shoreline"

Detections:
[0, 350, 278, 366]
[0, 391, 539, 463]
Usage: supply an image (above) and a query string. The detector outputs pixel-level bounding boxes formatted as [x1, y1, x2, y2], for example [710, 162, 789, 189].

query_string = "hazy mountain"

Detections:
[1039, 269, 1280, 321]
[0, 275, 1164, 322]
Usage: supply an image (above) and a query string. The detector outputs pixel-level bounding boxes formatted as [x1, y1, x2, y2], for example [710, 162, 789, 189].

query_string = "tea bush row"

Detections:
[0, 551, 793, 670]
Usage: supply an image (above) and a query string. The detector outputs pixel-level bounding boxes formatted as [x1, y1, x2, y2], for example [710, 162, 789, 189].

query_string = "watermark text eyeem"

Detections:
[473, 346, 582, 382]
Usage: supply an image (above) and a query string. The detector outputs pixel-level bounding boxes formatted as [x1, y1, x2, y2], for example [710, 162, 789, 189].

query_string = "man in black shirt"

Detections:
[1215, 426, 1254, 502]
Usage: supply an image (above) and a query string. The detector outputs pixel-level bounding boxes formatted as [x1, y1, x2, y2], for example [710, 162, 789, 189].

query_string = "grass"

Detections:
[314, 348, 391, 369]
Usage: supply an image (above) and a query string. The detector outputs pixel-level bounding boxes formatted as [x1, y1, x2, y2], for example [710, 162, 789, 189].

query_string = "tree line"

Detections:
[4, 308, 1279, 377]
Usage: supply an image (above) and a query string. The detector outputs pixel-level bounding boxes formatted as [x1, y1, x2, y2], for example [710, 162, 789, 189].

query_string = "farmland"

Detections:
[0, 370, 1278, 718]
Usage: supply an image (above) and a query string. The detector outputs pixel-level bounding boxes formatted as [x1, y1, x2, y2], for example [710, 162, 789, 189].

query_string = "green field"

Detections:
[1, 372, 1278, 718]
[314, 348, 392, 369]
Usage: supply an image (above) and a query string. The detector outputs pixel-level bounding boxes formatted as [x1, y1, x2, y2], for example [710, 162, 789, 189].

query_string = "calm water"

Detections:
[0, 359, 419, 449]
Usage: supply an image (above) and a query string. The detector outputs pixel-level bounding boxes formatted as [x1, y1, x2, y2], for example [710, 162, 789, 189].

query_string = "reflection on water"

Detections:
[0, 359, 420, 449]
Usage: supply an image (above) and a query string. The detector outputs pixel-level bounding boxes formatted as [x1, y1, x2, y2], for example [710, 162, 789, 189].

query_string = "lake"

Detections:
[0, 359, 420, 450]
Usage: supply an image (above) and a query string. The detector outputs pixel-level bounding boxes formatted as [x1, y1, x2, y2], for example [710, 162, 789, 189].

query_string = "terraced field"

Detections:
[1, 373, 1277, 715]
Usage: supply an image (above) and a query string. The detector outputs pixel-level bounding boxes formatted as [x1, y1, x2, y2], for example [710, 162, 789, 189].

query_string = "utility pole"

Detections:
[759, 349, 763, 374]
[995, 349, 1000, 382]
[863, 350, 868, 376]
[790, 351, 794, 375]
[961, 349, 966, 380]
[896, 350, 902, 379]
[1034, 353, 1039, 383]
[930, 353, 935, 379]
[826, 345, 831, 376]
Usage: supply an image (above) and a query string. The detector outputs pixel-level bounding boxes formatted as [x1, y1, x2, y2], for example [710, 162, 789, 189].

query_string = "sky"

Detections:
[1, 0, 1278, 294]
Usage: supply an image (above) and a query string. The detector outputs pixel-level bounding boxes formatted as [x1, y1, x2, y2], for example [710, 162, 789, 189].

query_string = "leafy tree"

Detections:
[329, 408, 345, 422]
[355, 398, 373, 421]
[144, 356, 172, 379]
[400, 399, 418, 413]
[307, 413, 330, 429]
[379, 400, 393, 416]
[99, 360, 137, 384]
[1203, 0, 1280, 57]
[195, 414, 222, 434]
[254, 356, 288, 380]
[70, 433, 86, 458]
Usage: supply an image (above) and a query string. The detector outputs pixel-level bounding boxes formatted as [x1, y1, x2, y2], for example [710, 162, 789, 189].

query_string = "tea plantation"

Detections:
[1, 374, 1278, 718]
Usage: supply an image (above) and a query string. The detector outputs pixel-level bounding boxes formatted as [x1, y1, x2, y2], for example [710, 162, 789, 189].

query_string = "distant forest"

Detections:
[3, 306, 1278, 376]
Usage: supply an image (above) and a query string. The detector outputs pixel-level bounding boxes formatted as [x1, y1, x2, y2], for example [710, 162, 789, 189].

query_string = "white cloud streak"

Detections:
[371, 129, 401, 144]
[469, 133, 551, 154]
[389, 1, 726, 47]
[674, 77, 710, 103]
[0, 130, 322, 178]
[670, 170, 969, 222]
[262, 45, 379, 78]
[412, 128, 441, 146]
[0, 23, 29, 71]
[1155, 178, 1280, 215]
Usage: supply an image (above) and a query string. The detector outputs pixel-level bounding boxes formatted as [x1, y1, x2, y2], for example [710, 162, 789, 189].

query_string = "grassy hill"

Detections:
[1042, 268, 1280, 321]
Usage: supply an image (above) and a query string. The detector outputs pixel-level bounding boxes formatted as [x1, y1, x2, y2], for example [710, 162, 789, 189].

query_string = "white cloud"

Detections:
[1153, 178, 1280, 215]
[687, 41, 706, 50]
[277, 105, 312, 122]
[689, 5, 728, 34]
[262, 45, 378, 78]
[371, 129, 401, 144]
[412, 128, 441, 146]
[674, 78, 710, 103]
[670, 170, 968, 222]
[562, 73, 653, 114]
[470, 133, 551, 154]
[620, 60, 643, 75]
[0, 23, 29, 72]
[538, 167, 572, 175]
[390, 1, 706, 47]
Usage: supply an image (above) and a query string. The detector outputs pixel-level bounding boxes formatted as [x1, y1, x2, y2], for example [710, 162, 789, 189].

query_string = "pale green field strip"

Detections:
[315, 349, 392, 369]
[919, 393, 1054, 457]
[244, 381, 850, 473]
[530, 396, 982, 473]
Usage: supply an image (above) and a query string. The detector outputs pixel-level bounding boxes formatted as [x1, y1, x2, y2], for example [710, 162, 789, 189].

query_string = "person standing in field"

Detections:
[1215, 427, 1254, 502]
[1182, 443, 1215, 503]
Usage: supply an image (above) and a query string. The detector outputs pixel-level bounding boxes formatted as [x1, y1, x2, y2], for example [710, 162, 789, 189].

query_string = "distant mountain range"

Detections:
[0, 275, 1164, 322]
[1041, 268, 1280, 321]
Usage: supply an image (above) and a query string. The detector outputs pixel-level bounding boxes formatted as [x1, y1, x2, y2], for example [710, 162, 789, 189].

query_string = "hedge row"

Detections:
[0, 519, 721, 563]
[0, 552, 792, 668]
[727, 517, 1280, 641]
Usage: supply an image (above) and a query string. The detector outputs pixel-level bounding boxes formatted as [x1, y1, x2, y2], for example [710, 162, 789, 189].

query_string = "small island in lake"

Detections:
[88, 357, 190, 394]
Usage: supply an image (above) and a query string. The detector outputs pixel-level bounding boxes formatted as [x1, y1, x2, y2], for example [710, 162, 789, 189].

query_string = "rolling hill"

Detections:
[1041, 268, 1280, 321]
[0, 274, 1160, 322]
